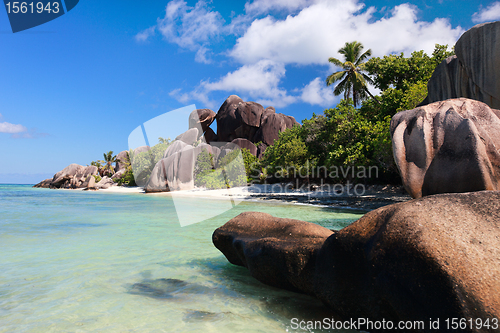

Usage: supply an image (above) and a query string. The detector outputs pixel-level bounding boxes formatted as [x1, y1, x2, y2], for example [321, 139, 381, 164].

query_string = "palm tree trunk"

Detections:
[365, 88, 381, 104]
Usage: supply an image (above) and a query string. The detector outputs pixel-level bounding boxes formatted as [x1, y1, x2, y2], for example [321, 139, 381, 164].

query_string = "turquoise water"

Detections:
[0, 185, 363, 333]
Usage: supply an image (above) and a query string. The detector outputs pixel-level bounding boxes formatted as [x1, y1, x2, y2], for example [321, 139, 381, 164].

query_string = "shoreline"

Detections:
[94, 183, 411, 211]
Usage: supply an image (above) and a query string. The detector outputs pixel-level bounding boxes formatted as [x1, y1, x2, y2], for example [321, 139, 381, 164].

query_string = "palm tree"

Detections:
[326, 41, 378, 107]
[102, 151, 117, 177]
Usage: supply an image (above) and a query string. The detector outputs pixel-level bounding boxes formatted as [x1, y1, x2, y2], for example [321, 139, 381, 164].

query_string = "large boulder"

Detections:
[231, 138, 258, 157]
[233, 102, 265, 141]
[189, 108, 216, 133]
[212, 211, 333, 295]
[314, 191, 500, 326]
[51, 164, 85, 186]
[96, 176, 115, 189]
[175, 128, 199, 146]
[422, 21, 500, 109]
[214, 191, 500, 328]
[391, 98, 500, 198]
[216, 95, 244, 142]
[134, 146, 150, 155]
[163, 140, 188, 159]
[33, 179, 52, 188]
[253, 113, 299, 146]
[115, 150, 130, 172]
[145, 143, 211, 193]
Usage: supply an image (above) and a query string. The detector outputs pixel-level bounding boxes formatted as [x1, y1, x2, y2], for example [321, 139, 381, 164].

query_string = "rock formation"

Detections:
[36, 164, 99, 189]
[421, 21, 500, 108]
[213, 211, 333, 295]
[115, 150, 130, 172]
[215, 95, 299, 150]
[189, 108, 216, 134]
[214, 191, 500, 328]
[36, 95, 298, 191]
[391, 98, 500, 198]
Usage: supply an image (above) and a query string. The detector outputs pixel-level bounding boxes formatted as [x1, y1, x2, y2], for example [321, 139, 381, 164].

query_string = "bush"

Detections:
[194, 148, 247, 189]
[129, 141, 171, 185]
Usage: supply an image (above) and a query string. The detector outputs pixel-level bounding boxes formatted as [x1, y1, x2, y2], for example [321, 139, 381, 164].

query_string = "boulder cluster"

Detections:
[35, 95, 299, 192]
[391, 98, 500, 198]
[142, 95, 298, 193]
[209, 95, 299, 158]
[34, 152, 130, 190]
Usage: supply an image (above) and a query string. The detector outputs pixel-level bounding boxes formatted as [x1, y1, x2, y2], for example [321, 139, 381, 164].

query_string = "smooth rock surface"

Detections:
[314, 191, 500, 326]
[213, 212, 333, 295]
[391, 98, 500, 198]
[422, 21, 500, 108]
[189, 108, 216, 133]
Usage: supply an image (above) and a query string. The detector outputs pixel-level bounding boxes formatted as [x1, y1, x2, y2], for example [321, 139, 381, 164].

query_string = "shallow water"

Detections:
[0, 185, 363, 332]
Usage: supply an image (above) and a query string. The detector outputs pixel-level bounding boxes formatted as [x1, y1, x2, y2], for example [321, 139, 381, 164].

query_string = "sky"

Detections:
[0, 0, 498, 183]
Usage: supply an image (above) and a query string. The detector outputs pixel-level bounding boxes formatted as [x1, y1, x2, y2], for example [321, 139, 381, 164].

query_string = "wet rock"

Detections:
[213, 211, 334, 295]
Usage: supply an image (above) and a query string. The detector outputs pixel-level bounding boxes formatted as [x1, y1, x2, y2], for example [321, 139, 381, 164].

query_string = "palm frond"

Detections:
[328, 57, 344, 68]
[326, 70, 346, 86]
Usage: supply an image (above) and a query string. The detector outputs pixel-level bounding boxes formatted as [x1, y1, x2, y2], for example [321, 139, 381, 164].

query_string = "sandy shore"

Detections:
[98, 184, 411, 211]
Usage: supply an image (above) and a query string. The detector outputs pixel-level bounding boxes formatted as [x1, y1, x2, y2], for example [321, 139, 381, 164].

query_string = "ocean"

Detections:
[0, 185, 363, 333]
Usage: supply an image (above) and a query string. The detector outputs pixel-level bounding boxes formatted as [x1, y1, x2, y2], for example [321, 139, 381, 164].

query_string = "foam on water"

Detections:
[0, 185, 363, 333]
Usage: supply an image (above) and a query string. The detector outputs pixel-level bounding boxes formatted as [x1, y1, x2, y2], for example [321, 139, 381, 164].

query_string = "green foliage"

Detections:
[92, 175, 102, 183]
[102, 151, 117, 177]
[158, 137, 171, 145]
[361, 44, 454, 121]
[129, 142, 171, 185]
[365, 44, 454, 91]
[91, 160, 103, 169]
[262, 125, 310, 178]
[194, 149, 247, 189]
[241, 148, 260, 182]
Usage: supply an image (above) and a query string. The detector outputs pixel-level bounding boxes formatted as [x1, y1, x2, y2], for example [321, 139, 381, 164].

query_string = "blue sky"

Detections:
[0, 0, 498, 183]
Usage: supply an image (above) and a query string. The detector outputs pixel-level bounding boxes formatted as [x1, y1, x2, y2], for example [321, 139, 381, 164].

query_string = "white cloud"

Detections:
[194, 46, 212, 64]
[145, 0, 464, 109]
[300, 77, 337, 106]
[135, 26, 156, 42]
[0, 122, 27, 134]
[135, 0, 224, 62]
[244, 0, 314, 15]
[231, 1, 463, 65]
[472, 2, 500, 23]
[170, 60, 297, 108]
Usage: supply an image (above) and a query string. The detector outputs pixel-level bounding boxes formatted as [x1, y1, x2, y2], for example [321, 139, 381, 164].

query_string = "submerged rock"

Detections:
[213, 211, 333, 295]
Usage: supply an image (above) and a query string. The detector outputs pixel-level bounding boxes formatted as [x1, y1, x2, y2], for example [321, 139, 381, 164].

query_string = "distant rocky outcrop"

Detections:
[421, 21, 500, 108]
[114, 150, 130, 172]
[214, 191, 500, 327]
[391, 98, 500, 198]
[36, 95, 298, 191]
[34, 163, 99, 189]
